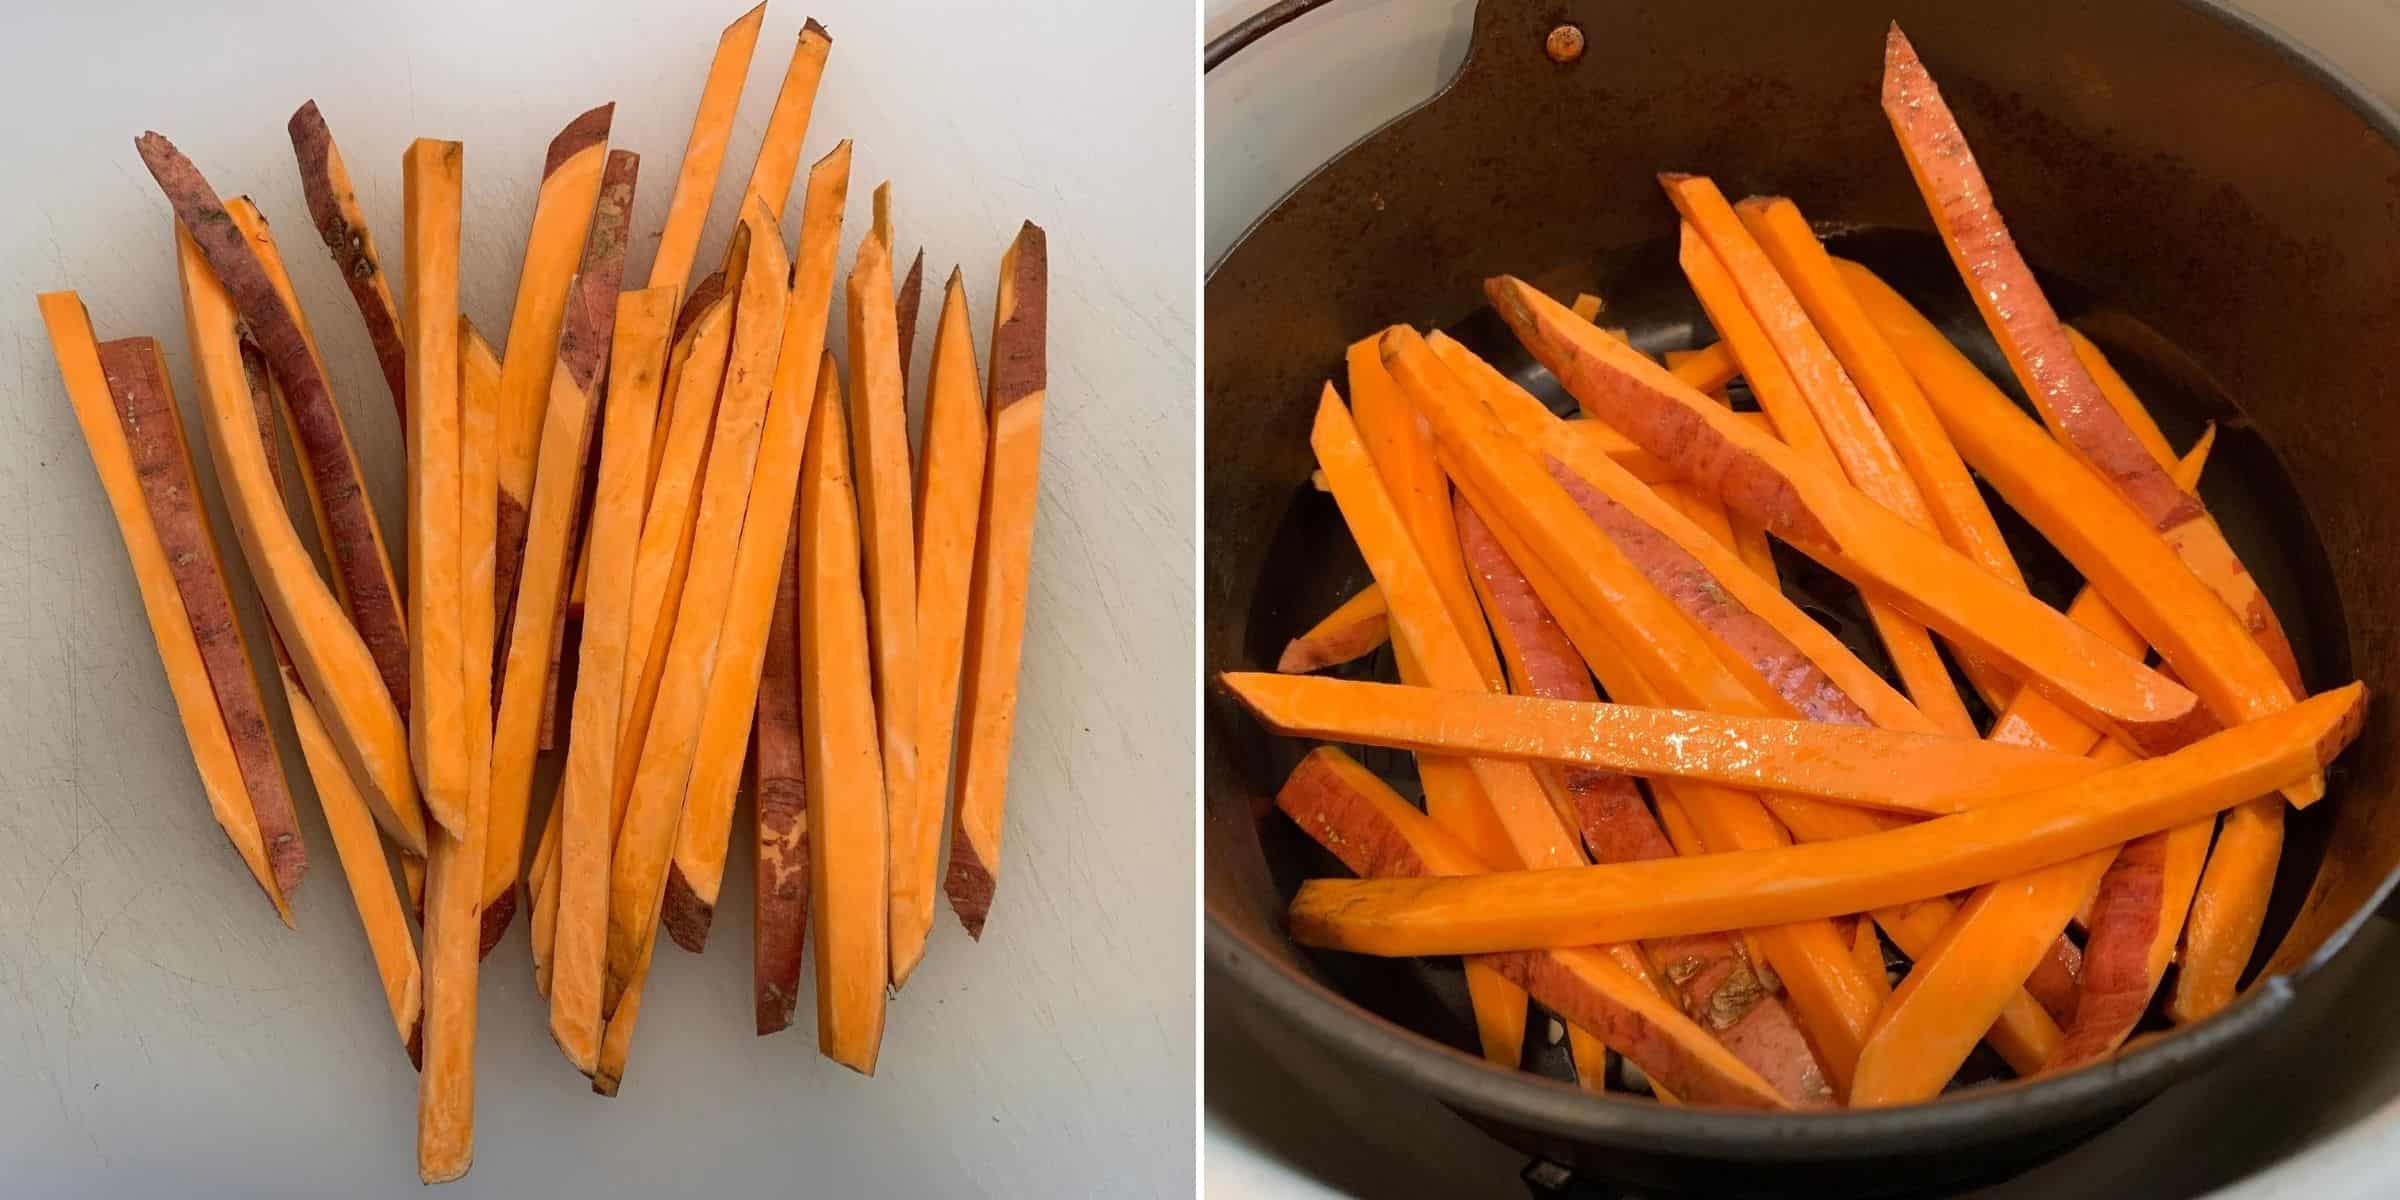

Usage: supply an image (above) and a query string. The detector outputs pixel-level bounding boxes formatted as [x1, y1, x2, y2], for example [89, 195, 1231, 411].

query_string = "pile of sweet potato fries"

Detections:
[39, 3, 1047, 1181]
[1226, 25, 2364, 1109]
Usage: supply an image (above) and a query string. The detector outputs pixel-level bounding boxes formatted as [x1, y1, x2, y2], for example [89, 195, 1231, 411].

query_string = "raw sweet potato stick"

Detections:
[1666, 199, 1976, 734]
[1486, 278, 2208, 752]
[39, 297, 292, 921]
[1288, 685, 2364, 958]
[135, 133, 411, 723]
[648, 2, 767, 292]
[800, 363, 891, 1074]
[288, 100, 407, 423]
[1277, 585, 1388, 673]
[1456, 500, 1832, 1106]
[664, 146, 851, 953]
[1222, 673, 2094, 814]
[402, 138, 471, 841]
[752, 515, 809, 1036]
[946, 222, 1050, 936]
[739, 18, 833, 218]
[548, 287, 673, 1075]
[1279, 749, 1792, 1109]
[1878, 29, 2313, 808]
[493, 105, 615, 643]
[165, 242, 426, 859]
[603, 198, 788, 1015]
[100, 338, 307, 908]
[899, 268, 989, 986]
[846, 187, 927, 978]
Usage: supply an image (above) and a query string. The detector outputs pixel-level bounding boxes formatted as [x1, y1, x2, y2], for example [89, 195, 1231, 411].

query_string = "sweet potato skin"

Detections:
[288, 100, 406, 420]
[752, 518, 809, 1035]
[101, 337, 306, 902]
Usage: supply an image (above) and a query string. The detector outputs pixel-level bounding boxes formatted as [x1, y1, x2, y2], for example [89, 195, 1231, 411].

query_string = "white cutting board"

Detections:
[0, 1, 1195, 1194]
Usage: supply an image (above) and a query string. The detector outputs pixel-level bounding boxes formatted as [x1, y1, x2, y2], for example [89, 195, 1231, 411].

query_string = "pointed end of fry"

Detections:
[728, 0, 768, 38]
[804, 16, 832, 42]
[405, 1017, 424, 1071]
[661, 864, 714, 952]
[288, 99, 322, 139]
[871, 181, 892, 245]
[1884, 24, 1922, 103]
[1275, 643, 1323, 674]
[945, 839, 995, 940]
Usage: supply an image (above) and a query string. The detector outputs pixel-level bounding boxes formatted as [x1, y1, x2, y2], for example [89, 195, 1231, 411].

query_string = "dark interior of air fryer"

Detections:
[1238, 225, 2350, 1100]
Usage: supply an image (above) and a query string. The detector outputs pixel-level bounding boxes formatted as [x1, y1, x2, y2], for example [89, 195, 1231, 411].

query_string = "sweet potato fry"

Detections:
[2064, 330, 2176, 473]
[800, 364, 891, 1074]
[288, 100, 406, 422]
[549, 287, 674, 1075]
[604, 198, 788, 1015]
[1837, 261, 2310, 804]
[493, 105, 615, 647]
[1223, 671, 2095, 814]
[842, 187, 927, 979]
[1349, 338, 1502, 689]
[1669, 342, 1738, 394]
[137, 133, 411, 720]
[946, 222, 1050, 936]
[101, 337, 307, 907]
[1289, 684, 2364, 957]
[484, 150, 640, 952]
[1669, 206, 1975, 735]
[171, 234, 425, 857]
[752, 515, 808, 1036]
[899, 268, 989, 986]
[1280, 749, 1792, 1109]
[738, 18, 832, 220]
[647, 2, 768, 292]
[1457, 502, 1832, 1105]
[662, 148, 850, 957]
[401, 137, 471, 841]
[1277, 585, 1388, 673]
[1549, 420, 1678, 483]
[41, 298, 292, 920]
[1487, 278, 2209, 753]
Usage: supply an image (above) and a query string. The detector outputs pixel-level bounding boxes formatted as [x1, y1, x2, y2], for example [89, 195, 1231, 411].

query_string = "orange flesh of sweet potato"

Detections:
[1486, 278, 2208, 753]
[1289, 683, 2363, 958]
[139, 135, 411, 720]
[647, 2, 767, 292]
[1669, 342, 1739, 394]
[1349, 339, 1504, 690]
[753, 513, 809, 1036]
[1670, 211, 1975, 737]
[901, 267, 990, 986]
[288, 100, 406, 423]
[548, 287, 672, 1074]
[1835, 261, 2312, 809]
[1458, 500, 1832, 1106]
[1430, 331, 1932, 736]
[1279, 588, 1387, 674]
[664, 145, 851, 956]
[100, 337, 306, 906]
[1549, 420, 1679, 483]
[800, 365, 891, 1074]
[171, 227, 425, 859]
[946, 222, 1050, 936]
[740, 19, 832, 222]
[42, 298, 290, 922]
[1222, 672, 2096, 817]
[846, 187, 928, 980]
[402, 138, 471, 841]
[603, 199, 788, 1015]
[493, 105, 614, 641]
[1279, 749, 1792, 1109]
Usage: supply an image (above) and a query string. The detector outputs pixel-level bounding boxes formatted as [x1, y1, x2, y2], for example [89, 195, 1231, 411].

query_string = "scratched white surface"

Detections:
[0, 1, 1195, 1195]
